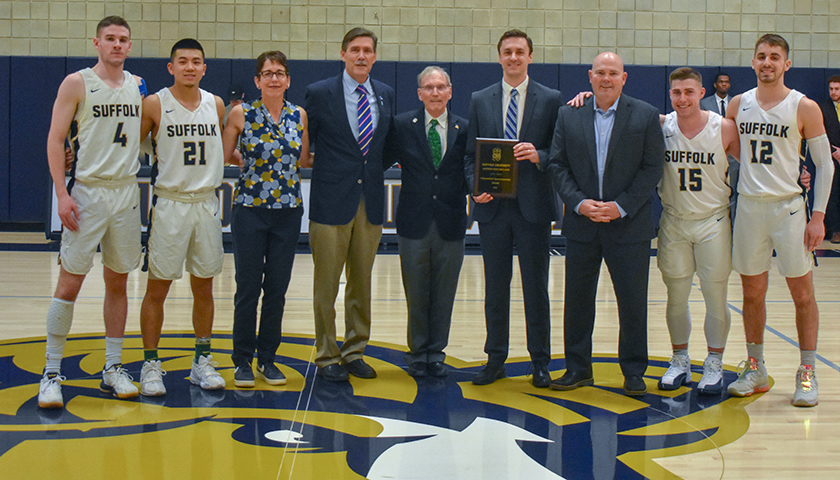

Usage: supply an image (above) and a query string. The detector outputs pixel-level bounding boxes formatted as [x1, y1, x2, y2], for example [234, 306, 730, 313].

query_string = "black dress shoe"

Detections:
[407, 362, 427, 377]
[343, 359, 377, 379]
[531, 363, 551, 388]
[427, 361, 448, 377]
[472, 363, 506, 385]
[550, 370, 594, 391]
[624, 375, 647, 396]
[317, 363, 349, 382]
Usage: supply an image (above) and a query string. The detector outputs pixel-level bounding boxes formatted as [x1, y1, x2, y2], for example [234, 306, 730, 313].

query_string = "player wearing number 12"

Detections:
[726, 34, 834, 407]
[137, 38, 227, 396]
[39, 16, 147, 409]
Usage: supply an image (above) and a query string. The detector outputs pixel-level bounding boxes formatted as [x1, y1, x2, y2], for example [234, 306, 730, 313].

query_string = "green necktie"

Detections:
[428, 118, 442, 168]
[835, 102, 839, 123]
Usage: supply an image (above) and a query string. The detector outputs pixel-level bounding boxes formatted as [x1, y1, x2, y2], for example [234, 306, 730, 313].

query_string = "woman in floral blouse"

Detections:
[222, 50, 311, 388]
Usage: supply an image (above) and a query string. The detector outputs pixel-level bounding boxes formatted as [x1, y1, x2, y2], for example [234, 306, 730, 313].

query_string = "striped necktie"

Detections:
[357, 85, 372, 155]
[428, 119, 442, 169]
[505, 88, 518, 140]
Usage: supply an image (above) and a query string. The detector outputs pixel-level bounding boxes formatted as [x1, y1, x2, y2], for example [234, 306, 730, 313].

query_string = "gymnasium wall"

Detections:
[1, 0, 840, 225]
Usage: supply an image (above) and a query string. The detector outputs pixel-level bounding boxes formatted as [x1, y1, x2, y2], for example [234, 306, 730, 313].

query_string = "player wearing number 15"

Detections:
[137, 38, 227, 396]
[39, 16, 147, 409]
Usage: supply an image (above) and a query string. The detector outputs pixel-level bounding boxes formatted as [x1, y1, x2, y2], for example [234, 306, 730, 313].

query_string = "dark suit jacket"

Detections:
[304, 74, 396, 226]
[393, 108, 469, 241]
[819, 99, 840, 148]
[548, 94, 665, 243]
[700, 94, 730, 115]
[464, 80, 563, 224]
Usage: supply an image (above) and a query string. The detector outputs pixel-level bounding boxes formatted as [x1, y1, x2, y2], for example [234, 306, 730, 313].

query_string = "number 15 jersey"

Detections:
[152, 87, 223, 196]
[660, 111, 730, 219]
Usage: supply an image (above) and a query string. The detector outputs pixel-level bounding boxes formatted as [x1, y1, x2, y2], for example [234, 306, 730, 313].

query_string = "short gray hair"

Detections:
[417, 66, 451, 87]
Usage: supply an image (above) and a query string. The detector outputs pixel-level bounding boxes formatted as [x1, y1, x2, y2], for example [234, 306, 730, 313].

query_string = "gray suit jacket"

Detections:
[548, 94, 665, 243]
[700, 94, 730, 115]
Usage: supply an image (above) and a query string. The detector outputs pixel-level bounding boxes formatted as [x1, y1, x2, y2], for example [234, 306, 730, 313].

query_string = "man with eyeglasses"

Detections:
[303, 27, 397, 382]
[391, 66, 469, 378]
[463, 30, 563, 388]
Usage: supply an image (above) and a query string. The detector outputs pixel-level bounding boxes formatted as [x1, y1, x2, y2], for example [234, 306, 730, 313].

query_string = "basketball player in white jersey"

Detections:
[137, 39, 226, 395]
[726, 34, 834, 407]
[39, 16, 146, 409]
[656, 68, 740, 395]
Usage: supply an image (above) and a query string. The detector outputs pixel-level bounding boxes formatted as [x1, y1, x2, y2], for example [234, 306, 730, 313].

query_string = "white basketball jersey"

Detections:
[71, 68, 141, 183]
[659, 112, 730, 218]
[736, 88, 804, 198]
[152, 88, 223, 195]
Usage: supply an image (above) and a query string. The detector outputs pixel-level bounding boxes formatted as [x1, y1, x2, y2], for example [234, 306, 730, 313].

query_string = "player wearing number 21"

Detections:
[136, 38, 227, 397]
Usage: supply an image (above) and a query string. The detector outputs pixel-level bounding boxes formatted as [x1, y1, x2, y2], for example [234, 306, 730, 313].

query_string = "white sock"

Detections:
[105, 337, 123, 369]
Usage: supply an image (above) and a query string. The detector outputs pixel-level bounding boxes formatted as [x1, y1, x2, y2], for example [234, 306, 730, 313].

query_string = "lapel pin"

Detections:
[412, 118, 418, 123]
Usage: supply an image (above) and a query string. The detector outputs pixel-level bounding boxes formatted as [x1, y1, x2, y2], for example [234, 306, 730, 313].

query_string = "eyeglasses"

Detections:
[420, 84, 450, 93]
[259, 70, 287, 80]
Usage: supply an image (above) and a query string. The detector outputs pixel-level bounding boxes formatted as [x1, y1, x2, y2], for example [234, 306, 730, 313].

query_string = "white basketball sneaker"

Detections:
[190, 355, 226, 390]
[696, 355, 723, 395]
[101, 363, 140, 399]
[140, 360, 167, 397]
[658, 354, 691, 390]
[727, 357, 770, 397]
[38, 372, 65, 409]
[792, 365, 818, 407]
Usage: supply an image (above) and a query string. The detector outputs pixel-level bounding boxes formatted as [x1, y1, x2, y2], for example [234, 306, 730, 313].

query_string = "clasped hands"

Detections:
[579, 199, 620, 222]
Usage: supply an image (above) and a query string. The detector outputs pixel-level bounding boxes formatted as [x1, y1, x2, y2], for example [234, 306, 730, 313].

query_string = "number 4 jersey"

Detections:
[151, 87, 223, 196]
[660, 111, 730, 219]
[735, 88, 805, 199]
[71, 68, 141, 184]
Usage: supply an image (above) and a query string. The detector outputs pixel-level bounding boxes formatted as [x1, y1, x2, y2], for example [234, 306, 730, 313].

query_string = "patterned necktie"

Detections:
[428, 119, 442, 169]
[356, 85, 372, 155]
[720, 99, 726, 117]
[505, 88, 518, 139]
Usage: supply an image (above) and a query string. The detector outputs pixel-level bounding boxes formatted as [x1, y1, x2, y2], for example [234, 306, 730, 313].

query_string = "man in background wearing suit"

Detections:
[819, 76, 840, 243]
[304, 27, 396, 382]
[548, 52, 664, 397]
[700, 72, 739, 222]
[464, 30, 563, 388]
[393, 66, 469, 378]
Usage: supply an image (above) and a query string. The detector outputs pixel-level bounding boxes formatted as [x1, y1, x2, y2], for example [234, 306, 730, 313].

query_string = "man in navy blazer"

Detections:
[464, 30, 563, 388]
[819, 76, 840, 242]
[548, 52, 664, 397]
[393, 66, 469, 378]
[304, 27, 397, 382]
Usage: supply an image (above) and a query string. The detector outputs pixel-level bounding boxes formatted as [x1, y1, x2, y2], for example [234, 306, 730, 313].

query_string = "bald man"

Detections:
[548, 52, 665, 397]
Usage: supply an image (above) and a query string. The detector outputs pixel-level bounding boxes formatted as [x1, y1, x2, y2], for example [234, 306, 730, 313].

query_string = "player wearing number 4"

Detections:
[726, 34, 833, 407]
[137, 39, 227, 396]
[656, 68, 740, 395]
[39, 16, 146, 409]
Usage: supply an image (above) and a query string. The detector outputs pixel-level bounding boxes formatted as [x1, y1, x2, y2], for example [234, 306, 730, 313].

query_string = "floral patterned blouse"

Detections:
[234, 99, 304, 209]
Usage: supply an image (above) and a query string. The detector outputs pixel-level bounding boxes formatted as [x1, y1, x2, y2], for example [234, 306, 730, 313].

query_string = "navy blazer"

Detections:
[819, 98, 840, 148]
[393, 108, 469, 241]
[304, 74, 396, 226]
[548, 94, 665, 243]
[464, 80, 563, 224]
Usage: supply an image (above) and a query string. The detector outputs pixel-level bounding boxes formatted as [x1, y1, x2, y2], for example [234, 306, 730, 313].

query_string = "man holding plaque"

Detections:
[464, 30, 563, 387]
[548, 52, 664, 397]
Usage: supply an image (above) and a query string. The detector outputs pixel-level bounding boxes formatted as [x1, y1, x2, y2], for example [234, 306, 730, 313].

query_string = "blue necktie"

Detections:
[505, 88, 518, 140]
[357, 85, 373, 155]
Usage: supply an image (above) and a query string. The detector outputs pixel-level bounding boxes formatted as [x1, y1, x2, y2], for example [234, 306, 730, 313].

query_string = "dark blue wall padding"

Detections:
[0, 57, 9, 222]
[2, 56, 838, 226]
[9, 57, 65, 222]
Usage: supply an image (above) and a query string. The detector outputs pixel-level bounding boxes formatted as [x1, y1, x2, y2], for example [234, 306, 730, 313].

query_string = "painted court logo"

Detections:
[0, 333, 763, 479]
